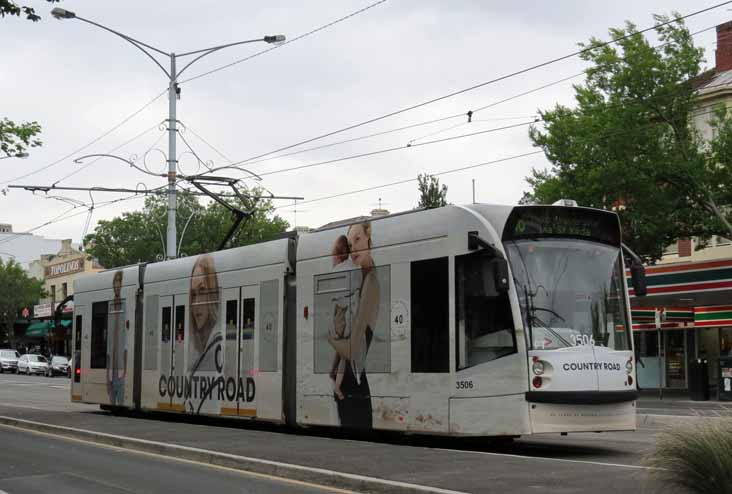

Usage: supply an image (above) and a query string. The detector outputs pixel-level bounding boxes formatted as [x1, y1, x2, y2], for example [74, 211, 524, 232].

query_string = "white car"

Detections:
[17, 354, 49, 375]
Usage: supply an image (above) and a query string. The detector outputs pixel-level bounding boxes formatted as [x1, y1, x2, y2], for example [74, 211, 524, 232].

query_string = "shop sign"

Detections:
[33, 301, 74, 318]
[45, 258, 83, 278]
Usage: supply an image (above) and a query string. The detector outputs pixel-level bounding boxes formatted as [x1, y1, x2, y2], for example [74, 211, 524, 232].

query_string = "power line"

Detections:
[250, 96, 725, 180]
[257, 120, 535, 178]
[227, 4, 730, 166]
[227, 25, 716, 171]
[179, 0, 389, 85]
[1, 89, 167, 186]
[0, 192, 149, 248]
[274, 102, 731, 213]
[275, 150, 544, 211]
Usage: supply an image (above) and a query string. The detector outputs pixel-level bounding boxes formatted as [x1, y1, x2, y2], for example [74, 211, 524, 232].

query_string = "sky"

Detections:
[0, 0, 727, 247]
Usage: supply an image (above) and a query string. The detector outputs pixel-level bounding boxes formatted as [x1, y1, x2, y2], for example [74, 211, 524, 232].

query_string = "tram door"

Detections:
[239, 285, 259, 417]
[159, 295, 187, 410]
[222, 288, 240, 415]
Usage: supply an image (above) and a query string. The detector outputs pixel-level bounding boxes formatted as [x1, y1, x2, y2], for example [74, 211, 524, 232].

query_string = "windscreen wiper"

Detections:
[531, 314, 573, 348]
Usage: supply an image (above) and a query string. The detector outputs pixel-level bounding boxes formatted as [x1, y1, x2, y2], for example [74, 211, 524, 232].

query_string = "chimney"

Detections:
[716, 21, 732, 73]
[678, 238, 692, 258]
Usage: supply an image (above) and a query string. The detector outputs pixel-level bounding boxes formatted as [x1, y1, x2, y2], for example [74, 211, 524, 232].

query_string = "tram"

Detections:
[70, 203, 642, 437]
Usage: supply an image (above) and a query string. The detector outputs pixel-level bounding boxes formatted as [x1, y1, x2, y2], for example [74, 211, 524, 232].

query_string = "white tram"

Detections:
[71, 203, 639, 436]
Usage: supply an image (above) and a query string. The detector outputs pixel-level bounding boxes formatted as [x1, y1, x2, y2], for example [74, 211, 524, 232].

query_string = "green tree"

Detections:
[526, 14, 732, 262]
[0, 0, 60, 158]
[417, 173, 448, 209]
[0, 258, 45, 347]
[85, 189, 290, 268]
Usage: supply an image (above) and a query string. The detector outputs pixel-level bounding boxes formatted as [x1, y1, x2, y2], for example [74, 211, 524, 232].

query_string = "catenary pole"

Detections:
[167, 54, 178, 259]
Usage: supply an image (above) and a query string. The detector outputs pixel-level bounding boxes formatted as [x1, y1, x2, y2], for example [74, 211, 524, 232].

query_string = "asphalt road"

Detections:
[0, 373, 675, 493]
[0, 426, 347, 494]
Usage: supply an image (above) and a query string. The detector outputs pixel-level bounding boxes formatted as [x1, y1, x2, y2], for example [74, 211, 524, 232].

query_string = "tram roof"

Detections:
[74, 264, 141, 294]
[144, 237, 292, 285]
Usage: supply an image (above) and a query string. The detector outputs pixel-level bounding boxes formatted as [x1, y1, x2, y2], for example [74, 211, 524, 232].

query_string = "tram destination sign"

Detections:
[502, 206, 621, 245]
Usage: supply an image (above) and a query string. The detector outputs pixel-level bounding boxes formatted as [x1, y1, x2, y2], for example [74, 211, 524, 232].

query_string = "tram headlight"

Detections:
[626, 358, 633, 374]
[532, 360, 545, 376]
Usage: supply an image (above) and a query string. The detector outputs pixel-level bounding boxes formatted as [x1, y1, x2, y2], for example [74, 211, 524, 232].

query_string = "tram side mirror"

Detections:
[493, 258, 510, 294]
[630, 260, 647, 297]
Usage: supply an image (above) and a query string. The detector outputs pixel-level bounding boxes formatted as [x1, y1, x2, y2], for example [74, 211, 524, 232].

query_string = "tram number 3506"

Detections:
[456, 380, 474, 390]
[571, 334, 595, 347]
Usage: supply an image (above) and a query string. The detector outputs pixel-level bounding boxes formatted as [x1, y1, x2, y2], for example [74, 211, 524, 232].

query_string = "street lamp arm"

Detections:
[176, 38, 267, 79]
[73, 15, 171, 78]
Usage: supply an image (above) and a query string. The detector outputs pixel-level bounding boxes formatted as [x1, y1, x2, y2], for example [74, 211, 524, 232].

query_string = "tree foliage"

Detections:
[0, 0, 59, 157]
[0, 258, 45, 347]
[84, 189, 290, 268]
[417, 173, 448, 209]
[525, 14, 732, 262]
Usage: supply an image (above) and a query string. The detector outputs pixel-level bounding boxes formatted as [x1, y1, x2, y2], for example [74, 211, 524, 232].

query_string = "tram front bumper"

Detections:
[527, 393, 637, 433]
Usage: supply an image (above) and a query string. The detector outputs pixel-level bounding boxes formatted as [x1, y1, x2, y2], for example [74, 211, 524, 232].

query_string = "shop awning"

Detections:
[24, 320, 72, 337]
[25, 321, 52, 337]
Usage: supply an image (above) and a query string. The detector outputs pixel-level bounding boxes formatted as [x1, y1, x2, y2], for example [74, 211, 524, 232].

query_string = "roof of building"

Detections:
[695, 68, 732, 97]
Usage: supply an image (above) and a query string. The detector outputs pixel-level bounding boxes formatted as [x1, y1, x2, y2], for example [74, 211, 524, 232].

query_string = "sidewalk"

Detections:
[637, 388, 732, 419]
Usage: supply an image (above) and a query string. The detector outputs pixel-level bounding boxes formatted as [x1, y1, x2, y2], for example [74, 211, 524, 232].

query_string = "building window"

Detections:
[633, 331, 658, 358]
[411, 257, 449, 373]
[62, 283, 68, 298]
[50, 285, 56, 303]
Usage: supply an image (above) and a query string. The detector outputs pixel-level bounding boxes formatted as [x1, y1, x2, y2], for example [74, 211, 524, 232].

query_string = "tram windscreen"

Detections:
[505, 238, 631, 351]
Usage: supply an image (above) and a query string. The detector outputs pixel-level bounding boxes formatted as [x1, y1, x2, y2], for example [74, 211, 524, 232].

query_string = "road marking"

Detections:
[0, 403, 47, 411]
[435, 447, 663, 470]
[0, 419, 469, 494]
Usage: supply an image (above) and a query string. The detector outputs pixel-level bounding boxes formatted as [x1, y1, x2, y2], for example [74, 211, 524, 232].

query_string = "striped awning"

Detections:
[631, 307, 694, 331]
[695, 306, 732, 327]
[627, 259, 732, 298]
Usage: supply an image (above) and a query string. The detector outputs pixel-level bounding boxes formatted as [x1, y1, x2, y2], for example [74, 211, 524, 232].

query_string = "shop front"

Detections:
[630, 258, 732, 397]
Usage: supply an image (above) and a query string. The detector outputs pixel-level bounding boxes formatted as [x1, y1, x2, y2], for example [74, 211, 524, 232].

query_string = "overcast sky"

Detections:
[0, 0, 725, 246]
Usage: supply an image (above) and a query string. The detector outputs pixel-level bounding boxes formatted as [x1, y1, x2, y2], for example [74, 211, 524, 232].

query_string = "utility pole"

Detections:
[51, 7, 284, 259]
[167, 55, 178, 260]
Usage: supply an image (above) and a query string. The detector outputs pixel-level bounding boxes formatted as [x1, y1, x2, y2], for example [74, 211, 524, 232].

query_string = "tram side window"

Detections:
[456, 252, 516, 370]
[90, 301, 108, 368]
[175, 305, 185, 342]
[161, 307, 171, 342]
[411, 257, 449, 373]
[74, 315, 82, 352]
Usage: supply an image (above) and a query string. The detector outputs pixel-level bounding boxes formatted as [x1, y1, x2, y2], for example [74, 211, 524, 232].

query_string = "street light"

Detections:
[0, 152, 29, 160]
[51, 7, 285, 259]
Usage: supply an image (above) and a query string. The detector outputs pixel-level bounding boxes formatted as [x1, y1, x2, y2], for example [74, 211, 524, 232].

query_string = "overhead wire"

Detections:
[1, 88, 167, 186]
[179, 0, 389, 85]
[232, 26, 716, 171]
[257, 120, 535, 178]
[275, 102, 732, 213]
[225, 6, 727, 167]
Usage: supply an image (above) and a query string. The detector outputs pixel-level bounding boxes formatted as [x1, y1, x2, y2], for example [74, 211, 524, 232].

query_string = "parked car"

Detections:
[0, 349, 20, 373]
[47, 356, 70, 377]
[17, 354, 49, 375]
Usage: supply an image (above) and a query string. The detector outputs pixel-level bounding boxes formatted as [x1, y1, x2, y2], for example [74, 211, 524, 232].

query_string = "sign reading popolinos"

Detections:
[45, 258, 83, 278]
